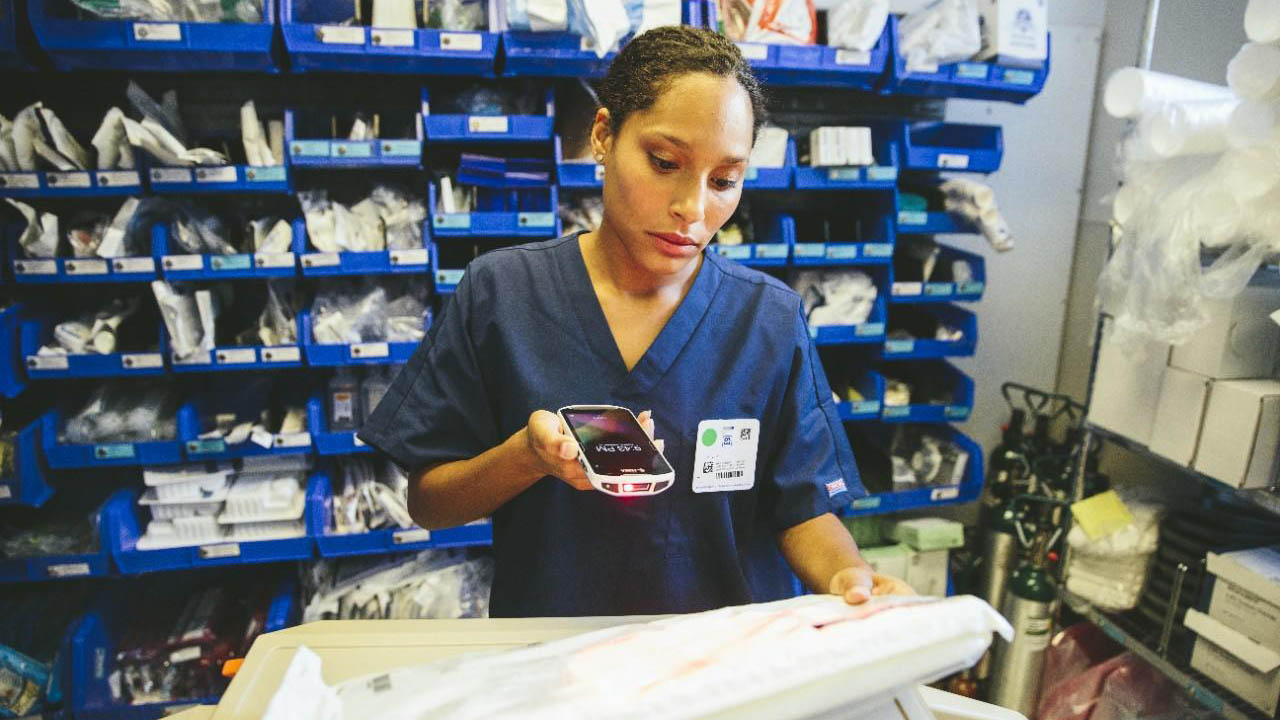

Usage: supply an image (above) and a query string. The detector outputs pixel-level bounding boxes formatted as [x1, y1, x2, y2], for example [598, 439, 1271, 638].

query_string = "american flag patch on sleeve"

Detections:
[825, 479, 848, 497]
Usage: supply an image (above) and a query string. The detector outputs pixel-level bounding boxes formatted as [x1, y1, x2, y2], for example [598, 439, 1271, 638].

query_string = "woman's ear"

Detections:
[590, 107, 613, 163]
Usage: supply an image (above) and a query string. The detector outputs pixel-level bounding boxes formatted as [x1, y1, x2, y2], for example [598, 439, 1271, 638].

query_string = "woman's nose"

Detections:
[670, 177, 707, 226]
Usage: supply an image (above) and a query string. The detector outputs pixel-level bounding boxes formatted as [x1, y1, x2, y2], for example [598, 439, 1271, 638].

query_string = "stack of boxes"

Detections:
[1088, 286, 1280, 490]
[848, 516, 963, 597]
[1183, 546, 1280, 716]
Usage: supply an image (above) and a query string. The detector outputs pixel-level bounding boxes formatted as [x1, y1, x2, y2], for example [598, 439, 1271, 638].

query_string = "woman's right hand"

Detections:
[523, 410, 593, 490]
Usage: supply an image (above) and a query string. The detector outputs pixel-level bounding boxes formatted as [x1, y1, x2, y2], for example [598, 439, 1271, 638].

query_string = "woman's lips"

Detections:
[647, 231, 699, 258]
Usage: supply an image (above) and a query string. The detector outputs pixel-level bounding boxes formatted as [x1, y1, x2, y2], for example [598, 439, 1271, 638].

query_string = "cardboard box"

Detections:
[904, 548, 949, 598]
[862, 543, 910, 581]
[1148, 368, 1213, 466]
[886, 518, 965, 552]
[1208, 547, 1280, 609]
[1193, 380, 1280, 489]
[1087, 324, 1170, 446]
[976, 0, 1049, 67]
[1207, 580, 1280, 652]
[1186, 608, 1280, 716]
[1170, 287, 1280, 379]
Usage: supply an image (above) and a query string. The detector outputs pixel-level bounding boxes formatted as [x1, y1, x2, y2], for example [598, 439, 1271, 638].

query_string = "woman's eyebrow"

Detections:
[653, 133, 747, 165]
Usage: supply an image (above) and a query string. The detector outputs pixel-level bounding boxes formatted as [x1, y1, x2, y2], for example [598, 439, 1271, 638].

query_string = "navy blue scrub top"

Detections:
[359, 232, 865, 617]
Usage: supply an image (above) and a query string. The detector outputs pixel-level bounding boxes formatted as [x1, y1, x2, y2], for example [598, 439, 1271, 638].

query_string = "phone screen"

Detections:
[562, 408, 673, 476]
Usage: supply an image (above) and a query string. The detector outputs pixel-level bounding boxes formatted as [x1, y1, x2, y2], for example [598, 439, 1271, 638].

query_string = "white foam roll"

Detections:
[1144, 99, 1238, 157]
[1218, 146, 1280, 199]
[1227, 42, 1280, 100]
[1103, 67, 1234, 118]
[1246, 0, 1280, 43]
[1228, 98, 1280, 146]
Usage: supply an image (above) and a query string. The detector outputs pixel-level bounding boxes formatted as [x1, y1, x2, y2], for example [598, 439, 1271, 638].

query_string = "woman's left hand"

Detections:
[829, 566, 916, 605]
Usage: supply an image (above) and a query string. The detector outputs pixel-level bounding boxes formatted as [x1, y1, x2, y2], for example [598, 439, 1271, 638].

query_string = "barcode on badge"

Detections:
[716, 470, 743, 480]
[825, 478, 848, 497]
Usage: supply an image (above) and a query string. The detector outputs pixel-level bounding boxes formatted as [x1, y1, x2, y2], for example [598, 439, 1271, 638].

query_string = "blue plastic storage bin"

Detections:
[833, 368, 884, 421]
[147, 163, 289, 195]
[743, 137, 795, 190]
[844, 424, 984, 517]
[711, 2, 890, 89]
[0, 418, 55, 508]
[285, 109, 425, 168]
[422, 86, 554, 143]
[0, 169, 144, 198]
[156, 220, 301, 281]
[709, 212, 792, 268]
[792, 192, 896, 266]
[282, 0, 497, 75]
[898, 121, 1003, 173]
[896, 208, 976, 235]
[501, 0, 701, 78]
[104, 483, 319, 575]
[300, 222, 433, 276]
[306, 397, 371, 456]
[28, 0, 278, 72]
[177, 401, 313, 461]
[8, 224, 159, 285]
[428, 182, 559, 238]
[877, 360, 974, 423]
[890, 243, 985, 303]
[41, 409, 183, 469]
[794, 126, 899, 191]
[300, 308, 423, 366]
[881, 304, 978, 359]
[310, 469, 494, 558]
[20, 318, 167, 380]
[430, 242, 462, 294]
[0, 303, 26, 397]
[554, 135, 602, 189]
[884, 16, 1049, 104]
[810, 296, 887, 347]
[0, 507, 112, 584]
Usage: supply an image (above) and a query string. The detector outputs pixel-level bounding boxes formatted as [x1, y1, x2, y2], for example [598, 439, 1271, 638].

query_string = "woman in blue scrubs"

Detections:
[360, 25, 912, 617]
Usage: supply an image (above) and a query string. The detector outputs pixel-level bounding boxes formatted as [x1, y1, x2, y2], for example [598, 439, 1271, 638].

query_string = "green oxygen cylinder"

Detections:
[974, 500, 1020, 682]
[988, 562, 1057, 715]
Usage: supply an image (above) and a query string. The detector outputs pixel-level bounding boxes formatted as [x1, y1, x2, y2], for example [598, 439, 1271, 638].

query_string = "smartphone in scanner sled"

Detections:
[557, 405, 675, 497]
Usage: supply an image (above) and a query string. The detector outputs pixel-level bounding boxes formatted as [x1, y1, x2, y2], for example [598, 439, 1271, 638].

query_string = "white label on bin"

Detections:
[594, 165, 605, 181]
[200, 543, 241, 559]
[393, 528, 432, 545]
[133, 22, 181, 41]
[173, 351, 212, 366]
[251, 429, 274, 448]
[195, 166, 238, 183]
[893, 282, 923, 296]
[937, 153, 970, 169]
[15, 260, 56, 275]
[835, 49, 870, 66]
[151, 168, 193, 184]
[169, 646, 202, 665]
[114, 257, 155, 274]
[736, 42, 768, 60]
[96, 171, 141, 187]
[906, 58, 938, 73]
[27, 355, 69, 371]
[372, 29, 414, 47]
[303, 252, 340, 268]
[930, 486, 961, 501]
[468, 116, 509, 134]
[0, 173, 40, 189]
[319, 25, 365, 44]
[440, 32, 482, 51]
[64, 259, 108, 275]
[163, 254, 204, 271]
[256, 252, 295, 269]
[47, 562, 91, 577]
[898, 211, 927, 226]
[216, 348, 257, 365]
[122, 353, 163, 370]
[352, 342, 390, 359]
[46, 171, 92, 188]
[275, 432, 311, 448]
[261, 346, 300, 363]
[390, 249, 429, 266]
[0, 485, 11, 499]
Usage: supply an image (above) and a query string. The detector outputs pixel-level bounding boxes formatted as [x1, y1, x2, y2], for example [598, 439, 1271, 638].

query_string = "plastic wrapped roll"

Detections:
[1227, 42, 1280, 101]
[1246, 0, 1280, 43]
[1103, 67, 1234, 119]
[1142, 99, 1238, 157]
[1228, 98, 1280, 146]
[1217, 145, 1280, 200]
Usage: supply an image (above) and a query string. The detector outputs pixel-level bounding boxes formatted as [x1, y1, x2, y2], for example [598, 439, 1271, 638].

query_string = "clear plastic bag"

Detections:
[828, 0, 889, 52]
[60, 383, 179, 444]
[439, 0, 487, 30]
[898, 0, 981, 70]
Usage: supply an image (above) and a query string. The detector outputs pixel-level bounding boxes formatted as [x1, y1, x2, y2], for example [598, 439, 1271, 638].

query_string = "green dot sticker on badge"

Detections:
[701, 428, 718, 447]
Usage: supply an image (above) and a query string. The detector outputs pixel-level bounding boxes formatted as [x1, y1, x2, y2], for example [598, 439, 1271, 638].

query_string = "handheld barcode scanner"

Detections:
[557, 405, 675, 497]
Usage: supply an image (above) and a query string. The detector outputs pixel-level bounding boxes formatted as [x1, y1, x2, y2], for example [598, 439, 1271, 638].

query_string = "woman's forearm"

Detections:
[407, 428, 545, 529]
[777, 512, 871, 594]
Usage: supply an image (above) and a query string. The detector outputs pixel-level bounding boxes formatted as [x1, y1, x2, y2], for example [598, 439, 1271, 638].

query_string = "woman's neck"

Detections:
[581, 220, 702, 299]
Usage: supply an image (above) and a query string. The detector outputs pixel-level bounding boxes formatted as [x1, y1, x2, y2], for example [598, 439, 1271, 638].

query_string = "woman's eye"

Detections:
[713, 177, 738, 191]
[650, 154, 678, 171]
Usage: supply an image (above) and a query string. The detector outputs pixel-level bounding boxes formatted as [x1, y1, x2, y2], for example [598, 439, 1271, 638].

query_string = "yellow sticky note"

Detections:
[1071, 490, 1134, 541]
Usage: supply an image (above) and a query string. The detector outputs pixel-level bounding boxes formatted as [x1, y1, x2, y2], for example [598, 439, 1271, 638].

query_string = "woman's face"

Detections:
[593, 72, 755, 278]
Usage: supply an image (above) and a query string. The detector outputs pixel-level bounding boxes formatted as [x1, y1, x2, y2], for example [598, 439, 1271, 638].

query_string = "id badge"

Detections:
[692, 419, 760, 493]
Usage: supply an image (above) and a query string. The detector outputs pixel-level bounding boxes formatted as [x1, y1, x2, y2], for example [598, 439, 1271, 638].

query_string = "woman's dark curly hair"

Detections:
[597, 24, 768, 143]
